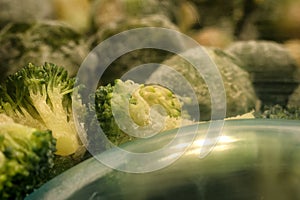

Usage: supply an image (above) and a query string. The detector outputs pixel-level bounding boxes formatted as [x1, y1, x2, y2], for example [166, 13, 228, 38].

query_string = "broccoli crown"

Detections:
[0, 63, 81, 156]
[94, 81, 132, 145]
[128, 83, 182, 128]
[257, 104, 300, 120]
[0, 119, 56, 200]
[94, 79, 186, 146]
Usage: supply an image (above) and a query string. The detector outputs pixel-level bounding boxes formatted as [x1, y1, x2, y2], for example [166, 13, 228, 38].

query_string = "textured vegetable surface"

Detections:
[0, 21, 88, 82]
[92, 79, 190, 146]
[26, 119, 300, 200]
[92, 14, 180, 85]
[226, 40, 298, 105]
[0, 63, 81, 156]
[0, 116, 56, 200]
[148, 47, 258, 120]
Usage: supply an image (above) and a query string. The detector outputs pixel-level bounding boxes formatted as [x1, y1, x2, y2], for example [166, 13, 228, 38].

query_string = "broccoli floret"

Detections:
[256, 104, 300, 120]
[93, 79, 191, 146]
[0, 63, 82, 156]
[0, 114, 56, 200]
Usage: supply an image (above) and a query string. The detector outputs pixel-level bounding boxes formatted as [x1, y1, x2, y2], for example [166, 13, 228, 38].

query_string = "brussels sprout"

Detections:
[284, 39, 300, 81]
[148, 47, 258, 120]
[226, 40, 298, 106]
[0, 21, 89, 82]
[91, 0, 178, 29]
[284, 39, 300, 68]
[0, 0, 54, 24]
[91, 15, 180, 85]
[192, 26, 233, 48]
[288, 85, 300, 107]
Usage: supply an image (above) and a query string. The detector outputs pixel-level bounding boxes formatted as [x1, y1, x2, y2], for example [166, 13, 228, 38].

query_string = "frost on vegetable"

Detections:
[91, 14, 181, 85]
[0, 21, 89, 82]
[226, 40, 298, 105]
[148, 47, 258, 120]
[92, 79, 191, 146]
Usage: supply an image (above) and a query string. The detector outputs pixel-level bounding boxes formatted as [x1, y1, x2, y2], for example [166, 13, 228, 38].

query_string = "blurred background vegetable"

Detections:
[226, 40, 299, 106]
[91, 14, 180, 85]
[148, 47, 259, 120]
[0, 21, 89, 83]
[0, 0, 54, 24]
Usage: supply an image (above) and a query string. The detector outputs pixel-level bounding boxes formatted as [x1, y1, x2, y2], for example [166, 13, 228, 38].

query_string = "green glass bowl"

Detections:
[26, 119, 300, 200]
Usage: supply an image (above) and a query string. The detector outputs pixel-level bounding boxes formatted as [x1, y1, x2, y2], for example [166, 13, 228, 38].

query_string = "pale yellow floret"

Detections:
[28, 85, 80, 156]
